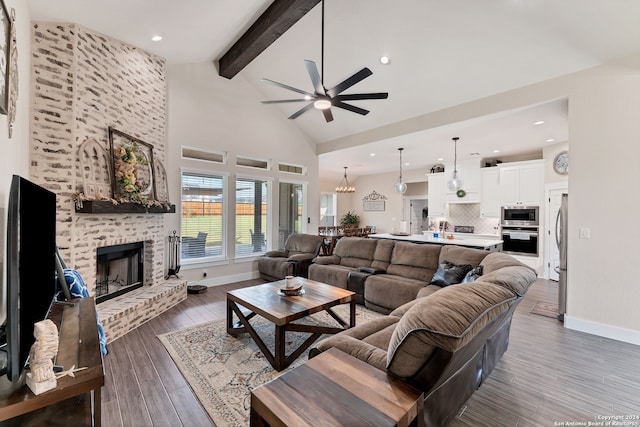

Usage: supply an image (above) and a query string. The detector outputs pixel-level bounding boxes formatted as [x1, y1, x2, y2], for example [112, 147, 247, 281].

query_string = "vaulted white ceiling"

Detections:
[27, 0, 640, 180]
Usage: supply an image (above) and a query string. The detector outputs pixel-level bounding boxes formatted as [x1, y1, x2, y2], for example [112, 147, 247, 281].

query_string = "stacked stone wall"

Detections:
[31, 23, 167, 292]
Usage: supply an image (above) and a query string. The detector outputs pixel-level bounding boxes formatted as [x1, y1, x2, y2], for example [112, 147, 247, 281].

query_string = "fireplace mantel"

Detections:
[75, 200, 176, 214]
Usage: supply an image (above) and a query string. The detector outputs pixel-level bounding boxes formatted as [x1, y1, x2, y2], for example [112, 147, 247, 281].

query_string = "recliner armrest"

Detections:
[288, 253, 315, 263]
[264, 250, 287, 258]
[312, 255, 340, 265]
[358, 266, 385, 274]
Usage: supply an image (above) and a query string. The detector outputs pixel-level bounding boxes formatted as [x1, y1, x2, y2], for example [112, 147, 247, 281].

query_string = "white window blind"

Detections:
[235, 177, 268, 256]
[181, 172, 224, 260]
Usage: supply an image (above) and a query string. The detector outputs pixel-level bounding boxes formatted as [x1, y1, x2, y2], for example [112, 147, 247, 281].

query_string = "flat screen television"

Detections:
[0, 175, 57, 382]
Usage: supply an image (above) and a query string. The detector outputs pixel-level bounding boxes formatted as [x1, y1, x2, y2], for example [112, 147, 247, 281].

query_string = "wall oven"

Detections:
[501, 205, 539, 256]
[501, 227, 539, 257]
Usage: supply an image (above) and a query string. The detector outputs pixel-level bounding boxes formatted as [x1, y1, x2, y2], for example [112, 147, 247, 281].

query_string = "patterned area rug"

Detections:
[530, 300, 559, 318]
[157, 304, 384, 427]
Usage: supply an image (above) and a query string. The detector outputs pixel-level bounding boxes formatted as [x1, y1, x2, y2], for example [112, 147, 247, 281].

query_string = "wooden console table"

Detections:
[251, 347, 424, 426]
[0, 298, 104, 426]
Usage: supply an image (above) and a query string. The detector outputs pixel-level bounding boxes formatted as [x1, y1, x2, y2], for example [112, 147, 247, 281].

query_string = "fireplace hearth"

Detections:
[96, 242, 145, 304]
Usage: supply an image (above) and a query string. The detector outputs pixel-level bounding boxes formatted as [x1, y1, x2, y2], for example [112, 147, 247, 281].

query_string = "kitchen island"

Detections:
[370, 233, 503, 251]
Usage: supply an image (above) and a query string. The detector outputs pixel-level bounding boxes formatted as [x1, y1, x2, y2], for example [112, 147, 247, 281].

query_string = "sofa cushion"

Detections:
[285, 233, 322, 256]
[333, 237, 378, 268]
[386, 281, 517, 378]
[430, 261, 473, 287]
[308, 264, 357, 289]
[371, 239, 395, 271]
[439, 245, 488, 268]
[477, 265, 537, 297]
[386, 242, 441, 281]
[480, 251, 528, 274]
[364, 274, 429, 314]
[314, 316, 399, 371]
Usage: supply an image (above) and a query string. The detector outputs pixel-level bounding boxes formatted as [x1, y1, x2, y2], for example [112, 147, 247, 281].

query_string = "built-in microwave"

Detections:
[500, 205, 539, 227]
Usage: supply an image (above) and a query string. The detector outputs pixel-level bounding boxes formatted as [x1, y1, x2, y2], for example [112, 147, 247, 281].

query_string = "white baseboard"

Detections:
[193, 270, 260, 287]
[564, 315, 640, 346]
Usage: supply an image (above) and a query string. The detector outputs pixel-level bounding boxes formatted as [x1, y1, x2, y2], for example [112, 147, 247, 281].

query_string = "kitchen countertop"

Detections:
[370, 233, 503, 249]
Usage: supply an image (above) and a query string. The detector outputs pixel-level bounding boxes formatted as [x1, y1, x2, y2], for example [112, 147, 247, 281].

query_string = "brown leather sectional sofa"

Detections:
[308, 236, 537, 426]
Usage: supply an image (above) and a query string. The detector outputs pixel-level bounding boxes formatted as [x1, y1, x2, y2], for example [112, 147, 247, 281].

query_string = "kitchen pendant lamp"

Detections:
[336, 166, 356, 193]
[395, 148, 407, 193]
[447, 137, 463, 191]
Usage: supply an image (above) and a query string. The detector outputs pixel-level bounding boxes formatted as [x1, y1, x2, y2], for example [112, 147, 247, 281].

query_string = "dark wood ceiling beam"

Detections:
[218, 0, 321, 79]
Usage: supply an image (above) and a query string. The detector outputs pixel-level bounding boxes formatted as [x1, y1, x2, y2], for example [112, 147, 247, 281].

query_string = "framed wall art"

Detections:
[362, 190, 387, 212]
[108, 127, 156, 203]
[0, 0, 11, 115]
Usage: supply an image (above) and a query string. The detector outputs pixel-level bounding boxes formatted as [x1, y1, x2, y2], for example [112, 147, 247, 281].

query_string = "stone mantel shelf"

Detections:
[75, 200, 176, 214]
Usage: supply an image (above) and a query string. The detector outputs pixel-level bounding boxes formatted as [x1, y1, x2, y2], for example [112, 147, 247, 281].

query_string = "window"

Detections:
[278, 181, 305, 248]
[182, 146, 226, 164]
[181, 172, 225, 261]
[278, 162, 306, 175]
[236, 155, 269, 170]
[236, 177, 269, 257]
[320, 193, 337, 226]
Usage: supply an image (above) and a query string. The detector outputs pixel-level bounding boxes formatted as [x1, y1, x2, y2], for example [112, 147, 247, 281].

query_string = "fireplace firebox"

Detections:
[96, 242, 144, 304]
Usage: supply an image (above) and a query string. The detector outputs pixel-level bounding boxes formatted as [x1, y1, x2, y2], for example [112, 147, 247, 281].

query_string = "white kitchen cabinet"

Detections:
[480, 167, 501, 217]
[427, 173, 446, 217]
[444, 159, 481, 202]
[500, 160, 544, 206]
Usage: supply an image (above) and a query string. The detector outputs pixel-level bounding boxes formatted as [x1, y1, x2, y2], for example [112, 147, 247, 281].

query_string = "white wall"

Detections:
[0, 1, 33, 321]
[319, 59, 640, 344]
[166, 62, 319, 284]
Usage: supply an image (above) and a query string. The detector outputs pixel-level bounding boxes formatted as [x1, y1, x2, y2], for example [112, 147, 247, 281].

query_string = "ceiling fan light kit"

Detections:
[395, 148, 407, 194]
[336, 166, 356, 193]
[261, 0, 388, 122]
[447, 137, 464, 192]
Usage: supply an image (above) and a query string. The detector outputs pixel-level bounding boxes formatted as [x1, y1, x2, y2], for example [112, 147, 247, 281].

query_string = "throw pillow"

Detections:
[430, 261, 472, 287]
[462, 265, 484, 283]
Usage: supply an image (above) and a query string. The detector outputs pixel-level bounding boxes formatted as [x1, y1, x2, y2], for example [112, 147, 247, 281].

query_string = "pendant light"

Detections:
[447, 137, 463, 191]
[395, 148, 407, 193]
[336, 166, 356, 193]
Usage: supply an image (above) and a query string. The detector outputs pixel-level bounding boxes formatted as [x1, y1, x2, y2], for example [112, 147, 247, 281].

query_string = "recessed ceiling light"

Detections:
[151, 35, 162, 42]
[546, 138, 555, 143]
[493, 149, 500, 153]
[380, 56, 390, 65]
[369, 153, 376, 157]
[404, 162, 410, 166]
[437, 158, 444, 161]
[534, 120, 545, 125]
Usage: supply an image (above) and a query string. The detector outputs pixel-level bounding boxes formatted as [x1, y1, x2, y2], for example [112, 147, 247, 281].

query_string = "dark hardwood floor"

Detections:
[101, 278, 640, 426]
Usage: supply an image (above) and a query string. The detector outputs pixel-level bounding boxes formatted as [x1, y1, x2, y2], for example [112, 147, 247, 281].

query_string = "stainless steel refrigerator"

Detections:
[555, 193, 568, 322]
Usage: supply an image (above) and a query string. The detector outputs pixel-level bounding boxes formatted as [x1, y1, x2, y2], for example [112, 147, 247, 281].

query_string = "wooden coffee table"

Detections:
[250, 347, 425, 427]
[226, 277, 355, 371]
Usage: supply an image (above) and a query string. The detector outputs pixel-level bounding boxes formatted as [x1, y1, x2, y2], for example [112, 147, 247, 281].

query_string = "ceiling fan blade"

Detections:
[334, 92, 389, 101]
[326, 67, 373, 97]
[323, 108, 334, 123]
[304, 60, 325, 95]
[288, 103, 314, 120]
[333, 101, 369, 116]
[261, 78, 314, 97]
[262, 99, 309, 104]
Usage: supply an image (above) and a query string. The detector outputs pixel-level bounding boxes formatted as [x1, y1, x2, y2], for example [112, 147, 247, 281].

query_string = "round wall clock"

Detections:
[553, 151, 569, 175]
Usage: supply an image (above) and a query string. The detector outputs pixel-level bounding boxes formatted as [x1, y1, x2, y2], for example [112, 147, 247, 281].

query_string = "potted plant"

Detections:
[340, 211, 360, 228]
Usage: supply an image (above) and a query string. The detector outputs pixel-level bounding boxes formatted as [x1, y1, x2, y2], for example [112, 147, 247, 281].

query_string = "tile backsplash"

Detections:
[433, 203, 500, 235]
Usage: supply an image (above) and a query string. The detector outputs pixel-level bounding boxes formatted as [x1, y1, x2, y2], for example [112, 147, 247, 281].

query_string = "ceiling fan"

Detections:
[261, 0, 388, 122]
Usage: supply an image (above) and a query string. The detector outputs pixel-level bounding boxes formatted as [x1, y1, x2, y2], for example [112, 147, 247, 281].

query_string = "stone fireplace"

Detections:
[29, 22, 186, 344]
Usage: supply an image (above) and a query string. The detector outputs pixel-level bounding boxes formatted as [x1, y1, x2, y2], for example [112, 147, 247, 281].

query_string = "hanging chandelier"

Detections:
[395, 148, 407, 193]
[447, 137, 464, 191]
[336, 166, 356, 193]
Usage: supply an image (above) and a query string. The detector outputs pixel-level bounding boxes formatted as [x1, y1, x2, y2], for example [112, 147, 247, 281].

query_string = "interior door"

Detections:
[547, 188, 565, 281]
